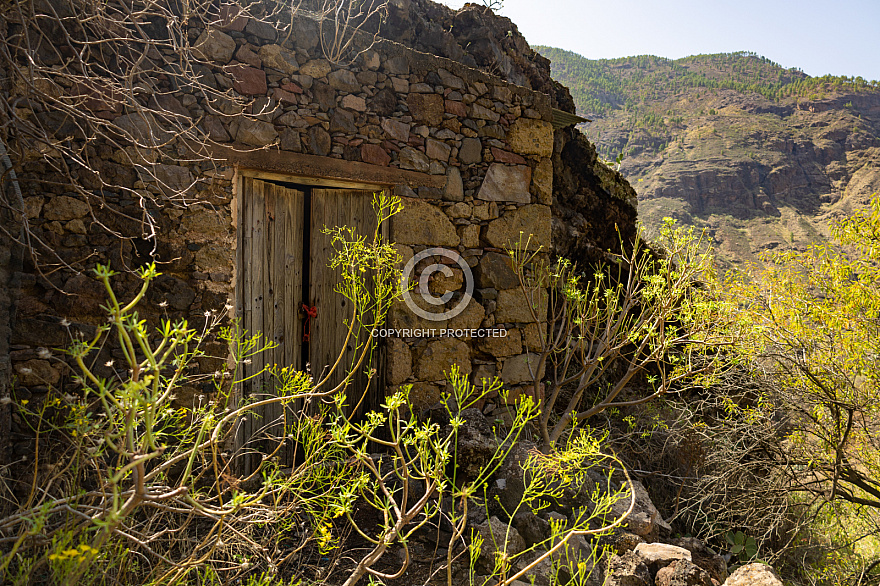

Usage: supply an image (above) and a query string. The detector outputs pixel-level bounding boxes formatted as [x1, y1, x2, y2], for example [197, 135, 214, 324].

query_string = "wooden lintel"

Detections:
[215, 144, 446, 190]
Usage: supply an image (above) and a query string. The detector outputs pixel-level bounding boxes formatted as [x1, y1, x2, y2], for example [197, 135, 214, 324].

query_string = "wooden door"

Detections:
[236, 177, 304, 469]
[236, 179, 386, 470]
[309, 188, 384, 419]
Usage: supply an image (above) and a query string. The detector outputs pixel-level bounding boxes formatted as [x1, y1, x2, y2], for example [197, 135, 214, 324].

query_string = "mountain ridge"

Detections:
[535, 47, 880, 268]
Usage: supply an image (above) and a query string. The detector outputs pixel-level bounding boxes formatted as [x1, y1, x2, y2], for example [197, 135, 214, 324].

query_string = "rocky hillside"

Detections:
[536, 48, 880, 269]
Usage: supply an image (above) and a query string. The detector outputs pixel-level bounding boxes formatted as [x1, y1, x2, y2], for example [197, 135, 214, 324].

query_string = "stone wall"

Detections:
[1, 10, 554, 463]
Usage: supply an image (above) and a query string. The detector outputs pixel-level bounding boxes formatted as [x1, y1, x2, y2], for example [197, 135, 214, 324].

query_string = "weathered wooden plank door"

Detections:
[309, 189, 385, 419]
[237, 177, 304, 470]
[237, 179, 386, 470]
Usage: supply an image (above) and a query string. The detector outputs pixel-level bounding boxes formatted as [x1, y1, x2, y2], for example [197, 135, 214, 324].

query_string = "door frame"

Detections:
[232, 167, 391, 469]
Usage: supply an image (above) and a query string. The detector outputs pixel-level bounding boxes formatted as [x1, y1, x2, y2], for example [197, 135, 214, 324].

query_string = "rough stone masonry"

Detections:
[1, 9, 556, 460]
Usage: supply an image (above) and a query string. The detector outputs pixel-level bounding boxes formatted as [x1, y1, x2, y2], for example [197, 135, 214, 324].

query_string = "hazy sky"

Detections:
[435, 0, 880, 81]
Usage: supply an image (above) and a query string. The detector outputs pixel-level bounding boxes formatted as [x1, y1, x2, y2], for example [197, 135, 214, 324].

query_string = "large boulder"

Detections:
[489, 439, 536, 515]
[633, 542, 692, 566]
[605, 551, 652, 586]
[655, 559, 715, 586]
[444, 408, 499, 482]
[610, 479, 671, 541]
[473, 516, 526, 574]
[723, 563, 783, 586]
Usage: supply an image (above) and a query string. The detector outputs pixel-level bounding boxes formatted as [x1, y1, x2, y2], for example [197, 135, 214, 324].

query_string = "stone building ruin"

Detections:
[0, 1, 639, 462]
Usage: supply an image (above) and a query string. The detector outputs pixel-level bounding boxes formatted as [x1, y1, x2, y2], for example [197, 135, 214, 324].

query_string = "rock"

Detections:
[195, 244, 232, 272]
[153, 164, 194, 197]
[387, 337, 412, 385]
[474, 516, 526, 572]
[489, 439, 535, 514]
[477, 328, 522, 358]
[23, 196, 44, 219]
[478, 164, 532, 204]
[308, 126, 331, 156]
[235, 45, 262, 68]
[501, 353, 544, 384]
[446, 202, 471, 219]
[235, 119, 277, 146]
[43, 195, 89, 221]
[153, 94, 190, 118]
[292, 18, 319, 51]
[327, 69, 360, 92]
[382, 55, 409, 75]
[633, 542, 692, 566]
[179, 205, 230, 240]
[476, 251, 519, 290]
[443, 166, 464, 201]
[655, 560, 715, 586]
[723, 563, 783, 586]
[407, 93, 444, 126]
[612, 481, 668, 541]
[229, 65, 267, 95]
[459, 137, 482, 164]
[369, 88, 398, 117]
[445, 99, 467, 117]
[447, 301, 485, 331]
[426, 138, 452, 162]
[14, 359, 60, 387]
[361, 49, 380, 70]
[607, 530, 647, 554]
[484, 205, 551, 251]
[495, 287, 547, 323]
[113, 112, 172, 146]
[341, 94, 366, 111]
[459, 224, 480, 247]
[391, 77, 409, 93]
[330, 108, 357, 133]
[513, 553, 555, 586]
[507, 118, 553, 157]
[670, 537, 728, 582]
[311, 82, 336, 110]
[388, 296, 448, 331]
[272, 88, 298, 105]
[522, 322, 546, 352]
[448, 408, 499, 481]
[407, 381, 442, 412]
[299, 59, 332, 78]
[244, 18, 276, 41]
[438, 68, 465, 90]
[258, 44, 298, 74]
[415, 338, 470, 381]
[193, 28, 236, 64]
[512, 511, 550, 548]
[398, 146, 431, 173]
[381, 118, 410, 142]
[532, 158, 553, 204]
[471, 103, 500, 122]
[606, 552, 652, 586]
[360, 144, 390, 167]
[551, 128, 638, 266]
[148, 274, 196, 311]
[491, 147, 527, 164]
[203, 115, 231, 142]
[547, 533, 602, 585]
[428, 265, 464, 296]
